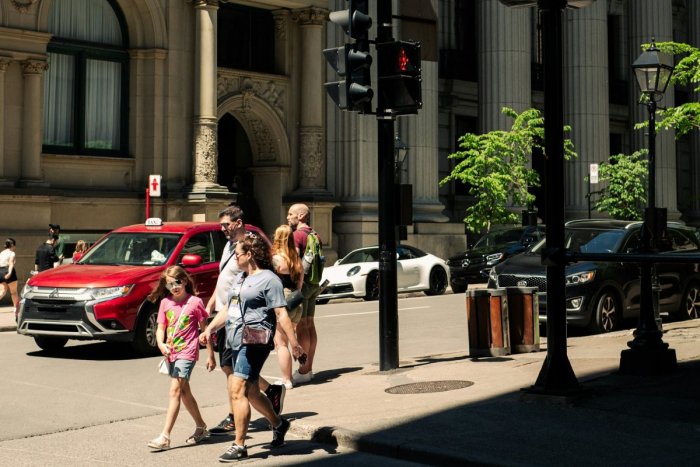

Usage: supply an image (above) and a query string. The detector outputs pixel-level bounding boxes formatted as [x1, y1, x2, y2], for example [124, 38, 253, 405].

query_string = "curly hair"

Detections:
[147, 265, 197, 303]
[272, 224, 303, 284]
[238, 232, 273, 271]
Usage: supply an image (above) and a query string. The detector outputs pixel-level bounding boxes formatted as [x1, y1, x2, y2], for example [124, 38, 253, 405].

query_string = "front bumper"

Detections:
[317, 282, 357, 300]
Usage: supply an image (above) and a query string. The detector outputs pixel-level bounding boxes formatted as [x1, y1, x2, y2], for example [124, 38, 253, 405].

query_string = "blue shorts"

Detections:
[169, 358, 196, 380]
[222, 345, 270, 382]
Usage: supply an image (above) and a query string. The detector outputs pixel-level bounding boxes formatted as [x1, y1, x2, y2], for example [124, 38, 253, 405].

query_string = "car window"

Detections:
[340, 249, 377, 264]
[212, 231, 227, 261]
[80, 233, 181, 266]
[179, 232, 215, 263]
[661, 229, 699, 252]
[397, 246, 412, 260]
[475, 229, 522, 248]
[566, 229, 626, 253]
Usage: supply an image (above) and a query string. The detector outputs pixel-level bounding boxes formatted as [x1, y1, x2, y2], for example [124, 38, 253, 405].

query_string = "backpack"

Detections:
[302, 229, 324, 285]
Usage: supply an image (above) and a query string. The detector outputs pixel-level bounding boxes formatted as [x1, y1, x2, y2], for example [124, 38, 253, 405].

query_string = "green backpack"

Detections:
[302, 230, 324, 285]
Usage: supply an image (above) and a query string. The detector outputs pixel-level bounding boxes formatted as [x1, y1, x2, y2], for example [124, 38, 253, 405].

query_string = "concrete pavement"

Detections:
[3, 303, 700, 465]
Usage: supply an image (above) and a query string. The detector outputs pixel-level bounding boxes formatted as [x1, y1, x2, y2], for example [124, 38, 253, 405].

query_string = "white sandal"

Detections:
[147, 433, 170, 450]
[185, 426, 210, 445]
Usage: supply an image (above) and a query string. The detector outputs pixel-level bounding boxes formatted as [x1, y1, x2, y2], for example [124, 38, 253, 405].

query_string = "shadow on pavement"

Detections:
[26, 341, 147, 361]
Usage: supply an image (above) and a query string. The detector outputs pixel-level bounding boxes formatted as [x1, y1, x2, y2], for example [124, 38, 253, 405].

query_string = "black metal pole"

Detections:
[531, 0, 579, 395]
[377, 0, 399, 371]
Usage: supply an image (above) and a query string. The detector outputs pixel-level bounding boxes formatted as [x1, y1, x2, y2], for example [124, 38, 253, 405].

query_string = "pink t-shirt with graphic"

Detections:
[157, 294, 208, 362]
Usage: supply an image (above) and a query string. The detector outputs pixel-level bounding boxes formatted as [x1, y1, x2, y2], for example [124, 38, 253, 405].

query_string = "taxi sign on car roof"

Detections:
[144, 217, 163, 226]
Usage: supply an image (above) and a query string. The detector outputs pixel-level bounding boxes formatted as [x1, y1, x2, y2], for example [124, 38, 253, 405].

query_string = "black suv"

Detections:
[487, 219, 700, 333]
[447, 225, 545, 293]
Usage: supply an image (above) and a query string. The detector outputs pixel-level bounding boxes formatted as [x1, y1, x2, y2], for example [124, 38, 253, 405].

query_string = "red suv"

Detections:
[17, 219, 226, 353]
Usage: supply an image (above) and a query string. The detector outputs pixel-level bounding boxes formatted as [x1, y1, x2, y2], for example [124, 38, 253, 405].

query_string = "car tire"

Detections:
[451, 282, 467, 294]
[425, 267, 448, 296]
[131, 305, 159, 355]
[588, 289, 621, 334]
[34, 336, 68, 352]
[676, 282, 700, 320]
[363, 271, 380, 301]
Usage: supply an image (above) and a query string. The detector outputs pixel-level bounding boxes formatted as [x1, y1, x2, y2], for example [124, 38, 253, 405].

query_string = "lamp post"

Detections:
[620, 39, 677, 374]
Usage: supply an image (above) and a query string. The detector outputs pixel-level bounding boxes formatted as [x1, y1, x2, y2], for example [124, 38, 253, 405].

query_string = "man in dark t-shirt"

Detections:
[34, 237, 58, 273]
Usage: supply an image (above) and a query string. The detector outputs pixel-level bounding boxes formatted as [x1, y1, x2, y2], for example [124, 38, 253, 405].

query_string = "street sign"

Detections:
[589, 164, 599, 184]
[148, 174, 162, 197]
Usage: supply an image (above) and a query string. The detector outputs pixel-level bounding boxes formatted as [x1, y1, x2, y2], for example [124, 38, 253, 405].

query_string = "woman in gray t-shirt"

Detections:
[201, 234, 304, 462]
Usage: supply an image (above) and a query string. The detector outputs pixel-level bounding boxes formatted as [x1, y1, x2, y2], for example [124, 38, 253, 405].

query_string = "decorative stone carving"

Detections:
[11, 0, 39, 13]
[248, 119, 276, 162]
[193, 119, 218, 184]
[299, 127, 324, 188]
[20, 60, 48, 75]
[0, 58, 11, 72]
[272, 10, 288, 40]
[217, 73, 286, 119]
[291, 7, 328, 27]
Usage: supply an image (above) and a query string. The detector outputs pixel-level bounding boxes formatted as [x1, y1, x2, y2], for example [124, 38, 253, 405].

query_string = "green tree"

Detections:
[642, 41, 700, 137]
[440, 107, 575, 233]
[591, 151, 648, 220]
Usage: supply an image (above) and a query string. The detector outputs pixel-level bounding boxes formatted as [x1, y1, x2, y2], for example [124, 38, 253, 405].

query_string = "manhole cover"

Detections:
[385, 380, 474, 394]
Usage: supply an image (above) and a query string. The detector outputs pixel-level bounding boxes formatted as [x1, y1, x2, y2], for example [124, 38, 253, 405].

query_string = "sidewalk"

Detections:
[4, 304, 699, 465]
[0, 305, 15, 331]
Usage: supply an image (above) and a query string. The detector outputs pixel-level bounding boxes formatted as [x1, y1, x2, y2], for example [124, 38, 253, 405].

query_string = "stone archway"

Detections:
[218, 86, 292, 233]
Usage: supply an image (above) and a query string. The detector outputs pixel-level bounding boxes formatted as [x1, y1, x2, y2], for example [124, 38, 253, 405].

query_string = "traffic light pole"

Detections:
[376, 0, 399, 371]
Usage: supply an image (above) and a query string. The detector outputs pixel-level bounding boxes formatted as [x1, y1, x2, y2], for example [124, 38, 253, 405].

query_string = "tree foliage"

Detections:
[440, 107, 576, 233]
[642, 41, 700, 137]
[591, 151, 648, 221]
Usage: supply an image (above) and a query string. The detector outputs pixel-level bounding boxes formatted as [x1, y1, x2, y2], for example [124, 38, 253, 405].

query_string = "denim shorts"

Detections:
[222, 345, 270, 382]
[169, 358, 196, 380]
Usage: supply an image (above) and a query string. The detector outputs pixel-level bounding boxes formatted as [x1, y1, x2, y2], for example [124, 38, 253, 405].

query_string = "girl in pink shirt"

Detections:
[146, 265, 214, 451]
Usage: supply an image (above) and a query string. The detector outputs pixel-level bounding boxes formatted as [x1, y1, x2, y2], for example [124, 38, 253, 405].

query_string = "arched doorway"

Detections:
[217, 114, 263, 228]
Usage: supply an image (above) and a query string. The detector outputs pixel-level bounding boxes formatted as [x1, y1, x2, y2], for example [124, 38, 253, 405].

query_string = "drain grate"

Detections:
[385, 380, 474, 394]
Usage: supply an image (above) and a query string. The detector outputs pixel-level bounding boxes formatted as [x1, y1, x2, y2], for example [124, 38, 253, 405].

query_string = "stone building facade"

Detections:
[0, 0, 698, 293]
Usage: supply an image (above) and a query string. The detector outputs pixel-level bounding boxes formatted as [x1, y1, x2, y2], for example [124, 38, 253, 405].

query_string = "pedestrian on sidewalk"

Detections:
[200, 233, 304, 462]
[205, 204, 285, 437]
[146, 265, 215, 451]
[0, 238, 19, 311]
[271, 224, 304, 389]
[49, 224, 64, 266]
[34, 236, 57, 273]
[72, 240, 88, 262]
[287, 203, 323, 385]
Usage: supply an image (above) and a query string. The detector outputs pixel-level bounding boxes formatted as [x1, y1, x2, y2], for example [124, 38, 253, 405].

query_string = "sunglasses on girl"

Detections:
[165, 278, 184, 291]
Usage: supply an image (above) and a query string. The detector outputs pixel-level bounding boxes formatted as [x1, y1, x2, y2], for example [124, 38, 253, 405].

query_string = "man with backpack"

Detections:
[287, 203, 323, 385]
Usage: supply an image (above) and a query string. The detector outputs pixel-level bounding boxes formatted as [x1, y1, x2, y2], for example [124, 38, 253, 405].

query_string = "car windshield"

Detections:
[339, 248, 378, 265]
[530, 228, 627, 254]
[474, 229, 523, 248]
[78, 233, 181, 266]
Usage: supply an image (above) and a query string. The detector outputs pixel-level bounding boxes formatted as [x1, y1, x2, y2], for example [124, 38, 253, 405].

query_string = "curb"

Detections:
[290, 421, 495, 467]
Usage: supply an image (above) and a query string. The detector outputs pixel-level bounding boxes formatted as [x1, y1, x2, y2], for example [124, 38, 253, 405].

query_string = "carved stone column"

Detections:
[291, 7, 332, 198]
[563, 1, 609, 219]
[628, 0, 676, 213]
[271, 9, 291, 76]
[19, 59, 49, 187]
[189, 0, 228, 199]
[0, 58, 11, 186]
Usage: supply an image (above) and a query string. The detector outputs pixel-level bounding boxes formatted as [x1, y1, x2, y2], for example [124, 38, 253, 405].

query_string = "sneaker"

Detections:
[270, 418, 290, 448]
[292, 370, 314, 385]
[147, 433, 170, 451]
[219, 443, 248, 463]
[281, 379, 294, 390]
[209, 414, 235, 435]
[265, 383, 286, 415]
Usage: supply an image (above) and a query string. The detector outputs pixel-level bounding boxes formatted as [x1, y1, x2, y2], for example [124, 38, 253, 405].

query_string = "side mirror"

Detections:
[181, 254, 203, 267]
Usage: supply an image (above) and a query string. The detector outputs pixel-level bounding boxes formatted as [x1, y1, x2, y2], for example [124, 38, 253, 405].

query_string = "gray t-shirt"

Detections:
[225, 270, 286, 350]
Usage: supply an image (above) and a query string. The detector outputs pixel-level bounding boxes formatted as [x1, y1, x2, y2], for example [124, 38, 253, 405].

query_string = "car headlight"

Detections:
[21, 283, 36, 298]
[566, 271, 595, 285]
[84, 285, 134, 301]
[488, 267, 498, 285]
[485, 253, 504, 266]
[347, 266, 361, 277]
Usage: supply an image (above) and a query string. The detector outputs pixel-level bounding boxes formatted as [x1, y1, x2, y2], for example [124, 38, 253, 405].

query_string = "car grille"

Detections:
[326, 284, 354, 295]
[447, 258, 485, 268]
[497, 274, 547, 292]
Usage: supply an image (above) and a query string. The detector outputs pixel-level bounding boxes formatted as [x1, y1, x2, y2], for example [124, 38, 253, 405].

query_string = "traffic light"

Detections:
[323, 0, 373, 113]
[377, 40, 422, 115]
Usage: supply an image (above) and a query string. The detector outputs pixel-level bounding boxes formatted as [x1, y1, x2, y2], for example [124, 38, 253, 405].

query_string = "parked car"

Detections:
[487, 219, 700, 333]
[447, 225, 545, 293]
[317, 244, 449, 303]
[17, 218, 233, 353]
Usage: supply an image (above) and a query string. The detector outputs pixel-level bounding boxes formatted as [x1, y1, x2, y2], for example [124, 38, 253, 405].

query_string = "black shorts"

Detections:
[217, 327, 233, 368]
[0, 268, 16, 284]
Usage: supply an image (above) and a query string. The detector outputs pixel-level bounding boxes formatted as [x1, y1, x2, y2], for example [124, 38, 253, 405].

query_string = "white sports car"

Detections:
[317, 244, 450, 303]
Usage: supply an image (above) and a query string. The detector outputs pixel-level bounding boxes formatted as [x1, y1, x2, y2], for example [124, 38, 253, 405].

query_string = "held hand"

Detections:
[206, 356, 216, 372]
[291, 344, 305, 360]
[158, 343, 170, 357]
[199, 332, 210, 346]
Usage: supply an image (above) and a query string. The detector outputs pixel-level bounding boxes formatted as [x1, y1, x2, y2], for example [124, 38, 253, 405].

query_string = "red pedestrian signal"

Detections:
[377, 41, 422, 115]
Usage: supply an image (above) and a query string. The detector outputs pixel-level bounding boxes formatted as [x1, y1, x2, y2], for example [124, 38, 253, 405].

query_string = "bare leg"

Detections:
[161, 377, 182, 438]
[8, 282, 18, 309]
[0, 283, 7, 301]
[179, 379, 206, 428]
[229, 375, 251, 447]
[274, 329, 293, 384]
[248, 379, 281, 427]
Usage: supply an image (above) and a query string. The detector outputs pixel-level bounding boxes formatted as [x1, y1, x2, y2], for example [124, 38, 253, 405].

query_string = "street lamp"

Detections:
[621, 39, 677, 373]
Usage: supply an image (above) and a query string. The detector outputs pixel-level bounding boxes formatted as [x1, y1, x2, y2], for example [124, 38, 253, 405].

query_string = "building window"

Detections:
[218, 4, 275, 73]
[438, 1, 477, 81]
[43, 0, 128, 156]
